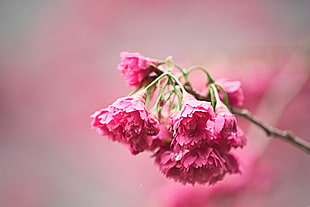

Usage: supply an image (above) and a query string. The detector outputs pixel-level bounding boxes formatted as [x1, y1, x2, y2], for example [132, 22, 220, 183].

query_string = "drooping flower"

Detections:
[91, 96, 160, 154]
[117, 51, 157, 88]
[170, 94, 215, 148]
[155, 145, 240, 185]
[148, 154, 273, 207]
[208, 101, 246, 151]
[215, 78, 244, 107]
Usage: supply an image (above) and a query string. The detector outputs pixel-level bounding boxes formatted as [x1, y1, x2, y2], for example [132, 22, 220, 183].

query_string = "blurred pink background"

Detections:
[0, 0, 310, 206]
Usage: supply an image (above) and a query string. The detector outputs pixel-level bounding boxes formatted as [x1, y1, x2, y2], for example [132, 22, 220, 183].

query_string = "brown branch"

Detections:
[231, 107, 310, 154]
[149, 65, 310, 155]
[184, 82, 210, 101]
[184, 82, 310, 155]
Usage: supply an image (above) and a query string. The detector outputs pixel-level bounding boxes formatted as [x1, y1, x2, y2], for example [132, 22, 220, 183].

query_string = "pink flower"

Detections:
[154, 96, 244, 185]
[117, 51, 157, 88]
[208, 102, 246, 151]
[170, 95, 215, 148]
[91, 96, 160, 154]
[149, 154, 273, 207]
[215, 78, 244, 107]
[155, 146, 240, 185]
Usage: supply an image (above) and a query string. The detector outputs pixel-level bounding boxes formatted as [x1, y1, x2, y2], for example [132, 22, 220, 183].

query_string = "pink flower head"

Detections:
[209, 102, 246, 151]
[155, 146, 240, 185]
[150, 155, 273, 207]
[118, 51, 157, 88]
[91, 96, 160, 154]
[170, 94, 215, 148]
[215, 78, 244, 107]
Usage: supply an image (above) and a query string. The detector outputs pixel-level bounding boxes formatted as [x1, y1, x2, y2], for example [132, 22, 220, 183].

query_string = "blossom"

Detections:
[117, 51, 157, 88]
[170, 94, 215, 148]
[215, 78, 244, 107]
[155, 146, 240, 185]
[91, 96, 160, 154]
[148, 154, 273, 207]
[208, 102, 246, 151]
[154, 95, 244, 185]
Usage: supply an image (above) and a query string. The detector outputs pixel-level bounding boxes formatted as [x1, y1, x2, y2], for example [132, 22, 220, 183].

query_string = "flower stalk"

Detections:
[184, 81, 310, 155]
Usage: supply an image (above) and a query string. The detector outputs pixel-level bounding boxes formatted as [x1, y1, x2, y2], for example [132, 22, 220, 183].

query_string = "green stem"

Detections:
[210, 84, 221, 106]
[166, 73, 187, 94]
[154, 78, 169, 111]
[144, 72, 168, 91]
[157, 61, 165, 65]
[170, 78, 182, 110]
[209, 86, 215, 109]
[128, 87, 141, 96]
[173, 64, 184, 73]
[169, 90, 177, 109]
[174, 64, 189, 83]
[145, 90, 151, 108]
[187, 66, 214, 83]
[143, 72, 168, 108]
[214, 83, 230, 109]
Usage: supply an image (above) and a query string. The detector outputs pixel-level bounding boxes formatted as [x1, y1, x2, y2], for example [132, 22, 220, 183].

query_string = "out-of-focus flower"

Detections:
[170, 94, 215, 148]
[216, 78, 244, 107]
[91, 96, 160, 154]
[149, 154, 273, 207]
[118, 52, 157, 88]
[155, 146, 240, 185]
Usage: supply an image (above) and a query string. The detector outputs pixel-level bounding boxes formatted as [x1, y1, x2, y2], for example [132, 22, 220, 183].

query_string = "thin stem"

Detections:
[183, 82, 310, 155]
[231, 107, 310, 155]
[186, 65, 214, 83]
[170, 78, 183, 110]
[145, 90, 151, 108]
[209, 87, 215, 109]
[167, 73, 187, 94]
[174, 64, 189, 83]
[174, 64, 185, 73]
[144, 72, 168, 91]
[143, 73, 168, 108]
[210, 84, 221, 103]
[214, 83, 230, 109]
[129, 87, 142, 96]
[169, 91, 176, 109]
[154, 78, 169, 111]
[162, 89, 174, 108]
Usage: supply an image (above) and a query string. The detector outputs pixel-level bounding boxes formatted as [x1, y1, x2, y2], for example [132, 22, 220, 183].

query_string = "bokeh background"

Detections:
[1, 0, 310, 206]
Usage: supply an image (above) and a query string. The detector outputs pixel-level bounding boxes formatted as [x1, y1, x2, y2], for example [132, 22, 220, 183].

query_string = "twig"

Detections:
[150, 64, 310, 155]
[184, 82, 210, 101]
[184, 82, 310, 155]
[231, 107, 310, 154]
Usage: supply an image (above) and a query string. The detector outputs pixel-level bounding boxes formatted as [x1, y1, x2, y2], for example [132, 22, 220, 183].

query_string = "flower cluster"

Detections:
[91, 52, 246, 185]
[155, 94, 245, 185]
[148, 154, 273, 207]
